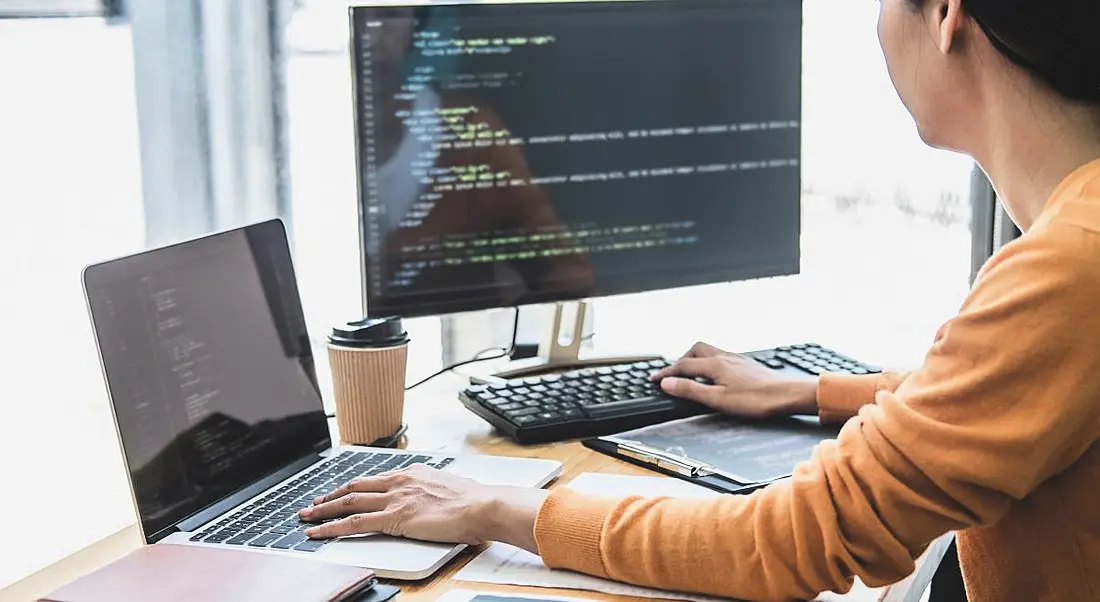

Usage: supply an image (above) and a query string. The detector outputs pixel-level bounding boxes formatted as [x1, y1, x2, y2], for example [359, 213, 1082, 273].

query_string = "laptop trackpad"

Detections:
[322, 532, 463, 575]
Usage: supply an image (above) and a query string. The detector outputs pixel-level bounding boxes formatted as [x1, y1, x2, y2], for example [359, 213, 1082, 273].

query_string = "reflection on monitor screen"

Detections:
[352, 0, 803, 318]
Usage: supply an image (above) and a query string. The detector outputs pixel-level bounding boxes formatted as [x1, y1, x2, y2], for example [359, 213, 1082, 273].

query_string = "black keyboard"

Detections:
[459, 343, 880, 444]
[188, 450, 454, 552]
[745, 343, 882, 377]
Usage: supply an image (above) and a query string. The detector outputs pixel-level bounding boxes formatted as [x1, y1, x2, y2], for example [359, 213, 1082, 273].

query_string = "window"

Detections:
[283, 1, 444, 387]
[593, 0, 975, 370]
[0, 0, 113, 18]
[0, 14, 142, 589]
[0, 3, 445, 588]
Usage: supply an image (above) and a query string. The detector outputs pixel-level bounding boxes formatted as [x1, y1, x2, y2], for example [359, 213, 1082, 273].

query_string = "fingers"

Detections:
[302, 492, 389, 521]
[651, 343, 726, 380]
[651, 357, 718, 381]
[685, 342, 724, 359]
[306, 511, 394, 540]
[659, 376, 724, 405]
[314, 474, 395, 505]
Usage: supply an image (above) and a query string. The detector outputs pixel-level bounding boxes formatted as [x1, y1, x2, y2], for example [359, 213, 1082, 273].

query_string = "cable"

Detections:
[403, 306, 521, 391]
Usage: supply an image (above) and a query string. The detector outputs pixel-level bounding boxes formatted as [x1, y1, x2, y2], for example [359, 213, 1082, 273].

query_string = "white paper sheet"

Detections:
[455, 542, 728, 602]
[437, 588, 591, 602]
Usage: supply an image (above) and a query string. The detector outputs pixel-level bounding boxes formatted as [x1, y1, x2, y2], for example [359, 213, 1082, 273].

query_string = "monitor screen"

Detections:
[352, 0, 802, 318]
[83, 220, 330, 540]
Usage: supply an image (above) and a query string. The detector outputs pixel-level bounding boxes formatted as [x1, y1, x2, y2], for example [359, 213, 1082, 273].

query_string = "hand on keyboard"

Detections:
[298, 464, 547, 549]
[652, 342, 819, 419]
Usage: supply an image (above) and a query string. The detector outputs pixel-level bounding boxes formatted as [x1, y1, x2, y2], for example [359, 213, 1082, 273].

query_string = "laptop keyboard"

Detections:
[188, 450, 454, 552]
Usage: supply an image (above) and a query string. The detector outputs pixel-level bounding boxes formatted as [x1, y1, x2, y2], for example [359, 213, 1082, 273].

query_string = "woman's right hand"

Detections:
[651, 342, 819, 419]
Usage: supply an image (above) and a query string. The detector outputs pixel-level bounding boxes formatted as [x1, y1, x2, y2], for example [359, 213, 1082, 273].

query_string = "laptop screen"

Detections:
[83, 220, 330, 539]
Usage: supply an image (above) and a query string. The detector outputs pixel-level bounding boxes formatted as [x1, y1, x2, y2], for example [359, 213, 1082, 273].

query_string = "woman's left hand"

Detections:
[298, 464, 548, 551]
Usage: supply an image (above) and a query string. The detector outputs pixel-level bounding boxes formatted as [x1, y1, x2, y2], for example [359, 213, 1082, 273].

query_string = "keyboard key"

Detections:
[271, 532, 309, 550]
[294, 539, 329, 552]
[226, 533, 256, 545]
[583, 396, 677, 419]
[248, 533, 282, 548]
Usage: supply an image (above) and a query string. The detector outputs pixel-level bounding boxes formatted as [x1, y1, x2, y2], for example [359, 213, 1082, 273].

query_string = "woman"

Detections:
[301, 1, 1100, 600]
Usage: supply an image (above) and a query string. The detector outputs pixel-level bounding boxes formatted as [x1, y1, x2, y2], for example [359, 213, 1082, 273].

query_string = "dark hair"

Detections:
[908, 0, 1100, 104]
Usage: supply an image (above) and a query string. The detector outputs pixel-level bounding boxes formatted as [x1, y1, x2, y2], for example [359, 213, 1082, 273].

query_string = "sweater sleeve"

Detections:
[817, 371, 908, 424]
[533, 225, 1100, 601]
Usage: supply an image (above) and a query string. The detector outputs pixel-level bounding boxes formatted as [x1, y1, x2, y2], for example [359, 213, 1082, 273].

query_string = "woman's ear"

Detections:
[934, 0, 965, 54]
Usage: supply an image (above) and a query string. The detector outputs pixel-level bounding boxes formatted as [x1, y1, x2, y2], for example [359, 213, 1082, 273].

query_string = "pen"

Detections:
[614, 439, 716, 478]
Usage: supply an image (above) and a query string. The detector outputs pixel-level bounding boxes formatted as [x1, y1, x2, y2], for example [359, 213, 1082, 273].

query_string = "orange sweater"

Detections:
[534, 157, 1100, 602]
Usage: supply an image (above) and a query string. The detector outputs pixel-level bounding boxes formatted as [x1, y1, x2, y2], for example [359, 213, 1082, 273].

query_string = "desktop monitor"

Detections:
[350, 0, 803, 319]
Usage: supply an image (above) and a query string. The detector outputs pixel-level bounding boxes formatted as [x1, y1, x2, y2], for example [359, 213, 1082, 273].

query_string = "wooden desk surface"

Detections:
[1, 373, 888, 602]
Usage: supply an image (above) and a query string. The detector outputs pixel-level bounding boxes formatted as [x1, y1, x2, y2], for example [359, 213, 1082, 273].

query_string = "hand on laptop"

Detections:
[299, 464, 549, 552]
[651, 342, 819, 418]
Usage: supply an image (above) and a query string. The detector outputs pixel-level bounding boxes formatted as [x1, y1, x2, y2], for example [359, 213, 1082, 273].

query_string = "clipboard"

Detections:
[582, 437, 785, 495]
[582, 414, 841, 495]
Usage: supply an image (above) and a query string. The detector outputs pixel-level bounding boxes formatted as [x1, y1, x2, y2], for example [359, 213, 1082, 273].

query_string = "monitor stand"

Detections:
[468, 301, 663, 384]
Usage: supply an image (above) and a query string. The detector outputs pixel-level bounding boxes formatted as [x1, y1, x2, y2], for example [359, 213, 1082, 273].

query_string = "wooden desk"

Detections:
[2, 373, 929, 602]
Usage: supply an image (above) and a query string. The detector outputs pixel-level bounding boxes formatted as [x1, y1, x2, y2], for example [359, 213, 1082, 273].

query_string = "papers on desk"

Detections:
[437, 589, 597, 602]
[455, 472, 725, 602]
[606, 414, 840, 484]
[456, 542, 725, 602]
[436, 589, 591, 602]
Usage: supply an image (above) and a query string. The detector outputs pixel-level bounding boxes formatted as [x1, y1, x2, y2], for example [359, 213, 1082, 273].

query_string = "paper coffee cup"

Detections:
[327, 318, 410, 446]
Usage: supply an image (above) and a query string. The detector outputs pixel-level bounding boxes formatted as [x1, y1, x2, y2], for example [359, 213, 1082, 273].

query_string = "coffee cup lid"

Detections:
[329, 317, 409, 348]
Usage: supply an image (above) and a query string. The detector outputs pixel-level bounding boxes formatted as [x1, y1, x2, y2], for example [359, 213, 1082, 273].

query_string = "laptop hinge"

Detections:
[150, 451, 326, 542]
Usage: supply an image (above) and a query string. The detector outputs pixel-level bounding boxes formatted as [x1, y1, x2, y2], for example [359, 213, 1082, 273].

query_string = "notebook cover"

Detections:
[39, 543, 377, 602]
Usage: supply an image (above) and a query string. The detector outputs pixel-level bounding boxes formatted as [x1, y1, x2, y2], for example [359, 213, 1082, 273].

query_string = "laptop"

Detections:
[81, 219, 562, 580]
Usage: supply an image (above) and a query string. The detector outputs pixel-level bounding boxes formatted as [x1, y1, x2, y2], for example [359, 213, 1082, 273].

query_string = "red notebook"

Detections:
[40, 544, 378, 602]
